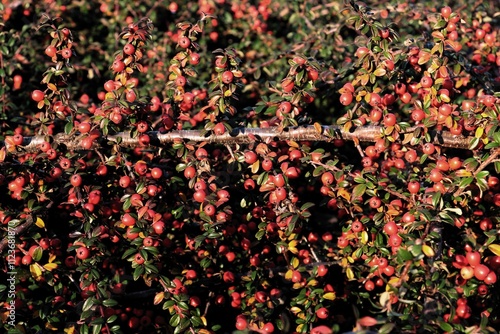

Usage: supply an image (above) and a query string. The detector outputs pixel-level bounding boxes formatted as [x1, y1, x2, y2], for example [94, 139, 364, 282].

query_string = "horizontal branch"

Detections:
[0, 216, 33, 253]
[13, 125, 474, 153]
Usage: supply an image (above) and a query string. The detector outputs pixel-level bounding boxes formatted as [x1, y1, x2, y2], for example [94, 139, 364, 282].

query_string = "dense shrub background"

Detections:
[0, 0, 499, 333]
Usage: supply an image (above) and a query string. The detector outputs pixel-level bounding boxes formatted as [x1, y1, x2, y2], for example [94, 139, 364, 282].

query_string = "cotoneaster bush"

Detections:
[0, 0, 499, 333]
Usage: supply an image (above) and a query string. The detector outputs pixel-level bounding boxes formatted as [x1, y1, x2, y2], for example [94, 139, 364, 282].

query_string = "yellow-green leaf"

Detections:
[360, 231, 369, 244]
[422, 244, 435, 257]
[373, 67, 386, 77]
[64, 325, 76, 334]
[154, 291, 164, 305]
[346, 267, 355, 281]
[387, 277, 400, 290]
[455, 169, 472, 177]
[48, 253, 57, 263]
[323, 292, 336, 300]
[314, 122, 322, 134]
[30, 263, 43, 281]
[35, 217, 45, 228]
[307, 279, 318, 287]
[251, 160, 260, 174]
[475, 126, 484, 139]
[488, 244, 500, 256]
[43, 263, 58, 271]
[46, 322, 59, 330]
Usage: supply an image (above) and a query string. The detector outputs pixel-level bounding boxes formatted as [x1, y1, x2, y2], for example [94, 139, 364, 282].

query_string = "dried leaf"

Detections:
[314, 122, 322, 134]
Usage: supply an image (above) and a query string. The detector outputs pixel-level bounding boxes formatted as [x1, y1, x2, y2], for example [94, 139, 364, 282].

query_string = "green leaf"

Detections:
[32, 246, 43, 261]
[476, 170, 489, 181]
[122, 248, 136, 260]
[353, 184, 366, 198]
[80, 324, 89, 334]
[431, 192, 442, 209]
[397, 248, 413, 263]
[300, 202, 315, 211]
[82, 297, 95, 312]
[200, 257, 212, 268]
[163, 300, 175, 310]
[170, 313, 180, 327]
[379, 323, 396, 334]
[312, 166, 325, 177]
[493, 131, 500, 143]
[91, 323, 103, 334]
[106, 314, 118, 323]
[438, 321, 453, 332]
[354, 176, 366, 184]
[191, 316, 203, 326]
[484, 142, 500, 149]
[145, 263, 159, 274]
[65, 121, 74, 134]
[458, 177, 474, 189]
[133, 265, 144, 281]
[469, 137, 480, 150]
[103, 299, 118, 307]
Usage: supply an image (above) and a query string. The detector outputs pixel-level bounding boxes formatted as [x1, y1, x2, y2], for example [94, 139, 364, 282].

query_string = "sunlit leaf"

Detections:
[352, 184, 366, 198]
[154, 291, 164, 305]
[43, 263, 58, 271]
[30, 263, 43, 281]
[346, 267, 355, 281]
[35, 217, 45, 228]
[422, 244, 435, 257]
[323, 292, 336, 300]
[488, 244, 500, 256]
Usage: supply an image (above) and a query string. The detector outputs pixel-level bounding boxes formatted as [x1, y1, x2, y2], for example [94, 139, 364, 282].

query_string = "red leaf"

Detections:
[358, 316, 378, 327]
[311, 325, 333, 334]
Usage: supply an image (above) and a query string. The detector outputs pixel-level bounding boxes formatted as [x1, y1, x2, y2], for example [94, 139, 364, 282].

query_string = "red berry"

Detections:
[31, 90, 45, 102]
[123, 43, 135, 55]
[45, 45, 57, 58]
[61, 48, 72, 59]
[178, 36, 191, 48]
[76, 246, 89, 260]
[339, 93, 353, 106]
[221, 71, 234, 84]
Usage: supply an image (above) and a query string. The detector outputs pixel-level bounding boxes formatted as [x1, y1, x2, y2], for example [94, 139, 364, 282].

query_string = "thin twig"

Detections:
[385, 187, 410, 202]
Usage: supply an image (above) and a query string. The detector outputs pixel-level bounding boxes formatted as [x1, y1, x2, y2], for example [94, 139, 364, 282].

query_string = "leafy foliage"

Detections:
[0, 0, 499, 333]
